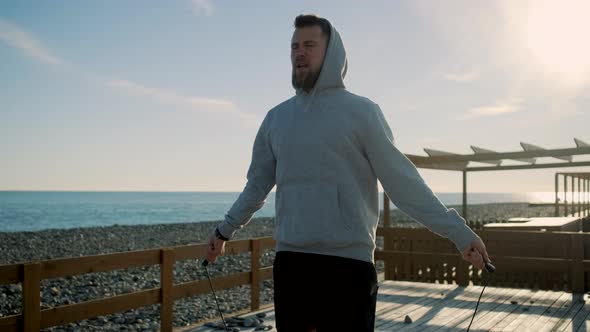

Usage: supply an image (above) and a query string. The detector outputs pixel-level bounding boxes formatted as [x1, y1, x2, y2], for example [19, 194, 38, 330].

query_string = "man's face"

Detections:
[291, 25, 328, 90]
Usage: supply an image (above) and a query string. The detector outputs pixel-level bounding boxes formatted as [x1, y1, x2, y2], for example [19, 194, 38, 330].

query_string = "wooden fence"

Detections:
[376, 227, 590, 292]
[3, 226, 590, 331]
[0, 237, 276, 332]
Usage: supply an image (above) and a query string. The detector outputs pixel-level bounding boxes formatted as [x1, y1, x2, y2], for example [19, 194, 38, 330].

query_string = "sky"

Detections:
[1, 0, 589, 193]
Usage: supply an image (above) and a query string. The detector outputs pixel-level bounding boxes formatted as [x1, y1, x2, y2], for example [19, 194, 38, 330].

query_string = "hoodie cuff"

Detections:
[216, 214, 239, 240]
[444, 212, 480, 252]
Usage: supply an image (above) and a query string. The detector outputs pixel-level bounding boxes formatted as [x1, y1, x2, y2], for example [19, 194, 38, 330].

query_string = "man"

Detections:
[206, 14, 491, 331]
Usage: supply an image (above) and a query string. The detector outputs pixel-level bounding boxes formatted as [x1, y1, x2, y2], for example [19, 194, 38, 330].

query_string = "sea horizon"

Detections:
[0, 191, 560, 232]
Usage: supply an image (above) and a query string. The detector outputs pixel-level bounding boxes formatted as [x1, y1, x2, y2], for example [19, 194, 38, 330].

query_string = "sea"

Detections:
[0, 191, 557, 232]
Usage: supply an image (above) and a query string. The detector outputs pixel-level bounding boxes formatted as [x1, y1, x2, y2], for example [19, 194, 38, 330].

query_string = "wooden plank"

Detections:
[457, 256, 469, 286]
[506, 289, 565, 331]
[528, 291, 576, 331]
[406, 146, 590, 164]
[0, 264, 21, 284]
[486, 289, 542, 331]
[549, 294, 587, 331]
[497, 290, 554, 331]
[257, 237, 276, 250]
[160, 249, 174, 332]
[376, 250, 457, 261]
[421, 284, 516, 331]
[250, 239, 261, 311]
[41, 250, 161, 279]
[23, 263, 40, 332]
[377, 228, 442, 240]
[464, 288, 532, 332]
[559, 299, 590, 332]
[373, 281, 428, 317]
[172, 272, 250, 300]
[377, 251, 570, 272]
[378, 282, 462, 330]
[172, 240, 253, 262]
[40, 288, 160, 328]
[396, 285, 515, 331]
[374, 281, 451, 324]
[259, 266, 273, 281]
[484, 230, 588, 242]
[0, 314, 20, 332]
[170, 244, 208, 262]
[375, 282, 453, 329]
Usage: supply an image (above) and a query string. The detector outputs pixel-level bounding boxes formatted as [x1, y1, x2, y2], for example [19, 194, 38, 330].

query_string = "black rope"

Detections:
[466, 275, 489, 332]
[467, 262, 495, 332]
[203, 260, 230, 331]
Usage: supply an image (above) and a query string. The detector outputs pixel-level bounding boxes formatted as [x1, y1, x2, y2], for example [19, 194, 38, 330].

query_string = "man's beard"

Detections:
[292, 68, 320, 91]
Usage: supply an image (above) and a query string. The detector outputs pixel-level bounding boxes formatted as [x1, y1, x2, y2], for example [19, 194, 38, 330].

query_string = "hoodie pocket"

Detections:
[275, 184, 351, 248]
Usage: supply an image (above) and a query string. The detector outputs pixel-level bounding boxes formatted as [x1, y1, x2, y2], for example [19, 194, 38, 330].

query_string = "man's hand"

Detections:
[462, 237, 491, 270]
[205, 230, 226, 264]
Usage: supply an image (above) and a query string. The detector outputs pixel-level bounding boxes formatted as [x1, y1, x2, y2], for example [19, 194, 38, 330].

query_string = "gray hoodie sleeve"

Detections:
[363, 104, 479, 252]
[216, 113, 276, 239]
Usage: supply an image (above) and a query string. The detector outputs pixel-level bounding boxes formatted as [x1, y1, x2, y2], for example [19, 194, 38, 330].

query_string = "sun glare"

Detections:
[524, 0, 590, 85]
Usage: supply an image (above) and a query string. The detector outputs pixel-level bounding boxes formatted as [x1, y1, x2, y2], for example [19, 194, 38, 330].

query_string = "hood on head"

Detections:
[292, 20, 348, 94]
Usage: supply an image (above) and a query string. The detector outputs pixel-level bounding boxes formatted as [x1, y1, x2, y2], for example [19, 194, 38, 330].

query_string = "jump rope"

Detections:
[201, 259, 496, 332]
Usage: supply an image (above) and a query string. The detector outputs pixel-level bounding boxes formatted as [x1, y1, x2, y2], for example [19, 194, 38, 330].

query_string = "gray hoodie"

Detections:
[217, 22, 479, 263]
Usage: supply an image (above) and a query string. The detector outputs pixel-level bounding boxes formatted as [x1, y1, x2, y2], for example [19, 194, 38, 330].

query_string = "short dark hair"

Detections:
[294, 14, 331, 40]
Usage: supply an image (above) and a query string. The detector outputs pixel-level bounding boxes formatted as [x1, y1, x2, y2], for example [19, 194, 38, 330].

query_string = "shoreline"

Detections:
[0, 202, 556, 331]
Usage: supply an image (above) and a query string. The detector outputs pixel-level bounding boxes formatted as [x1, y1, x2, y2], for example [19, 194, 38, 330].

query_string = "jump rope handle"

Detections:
[202, 259, 209, 267]
[484, 262, 496, 273]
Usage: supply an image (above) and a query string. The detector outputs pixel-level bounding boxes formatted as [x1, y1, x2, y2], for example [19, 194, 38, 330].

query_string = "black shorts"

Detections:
[273, 251, 379, 332]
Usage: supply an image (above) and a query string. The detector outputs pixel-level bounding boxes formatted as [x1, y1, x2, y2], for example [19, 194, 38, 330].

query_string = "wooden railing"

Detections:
[376, 227, 590, 292]
[0, 237, 276, 332]
[4, 226, 590, 331]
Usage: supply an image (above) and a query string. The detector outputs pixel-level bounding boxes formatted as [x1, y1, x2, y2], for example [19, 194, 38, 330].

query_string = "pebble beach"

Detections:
[0, 203, 555, 331]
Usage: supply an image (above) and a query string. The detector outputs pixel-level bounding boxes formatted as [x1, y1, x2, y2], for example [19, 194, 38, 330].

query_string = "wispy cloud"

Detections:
[1, 19, 257, 125]
[460, 100, 520, 120]
[107, 79, 259, 124]
[0, 19, 64, 65]
[441, 68, 481, 82]
[191, 0, 214, 16]
[108, 79, 236, 111]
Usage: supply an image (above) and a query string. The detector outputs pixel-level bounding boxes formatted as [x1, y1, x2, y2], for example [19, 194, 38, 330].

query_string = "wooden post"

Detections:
[457, 254, 469, 287]
[23, 263, 41, 332]
[250, 239, 261, 311]
[571, 176, 575, 216]
[571, 234, 584, 293]
[585, 178, 588, 216]
[160, 249, 174, 332]
[383, 192, 390, 227]
[462, 171, 468, 220]
[555, 173, 559, 217]
[563, 174, 568, 217]
[577, 177, 583, 217]
[383, 230, 392, 281]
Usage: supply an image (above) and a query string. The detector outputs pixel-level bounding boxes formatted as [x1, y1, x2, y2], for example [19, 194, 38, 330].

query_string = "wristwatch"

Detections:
[214, 228, 229, 241]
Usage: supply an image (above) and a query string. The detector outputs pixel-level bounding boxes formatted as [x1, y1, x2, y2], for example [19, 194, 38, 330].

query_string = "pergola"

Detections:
[383, 138, 590, 222]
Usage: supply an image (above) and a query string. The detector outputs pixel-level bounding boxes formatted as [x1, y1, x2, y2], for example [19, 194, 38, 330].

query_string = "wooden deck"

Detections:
[183, 280, 590, 332]
[484, 216, 584, 232]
